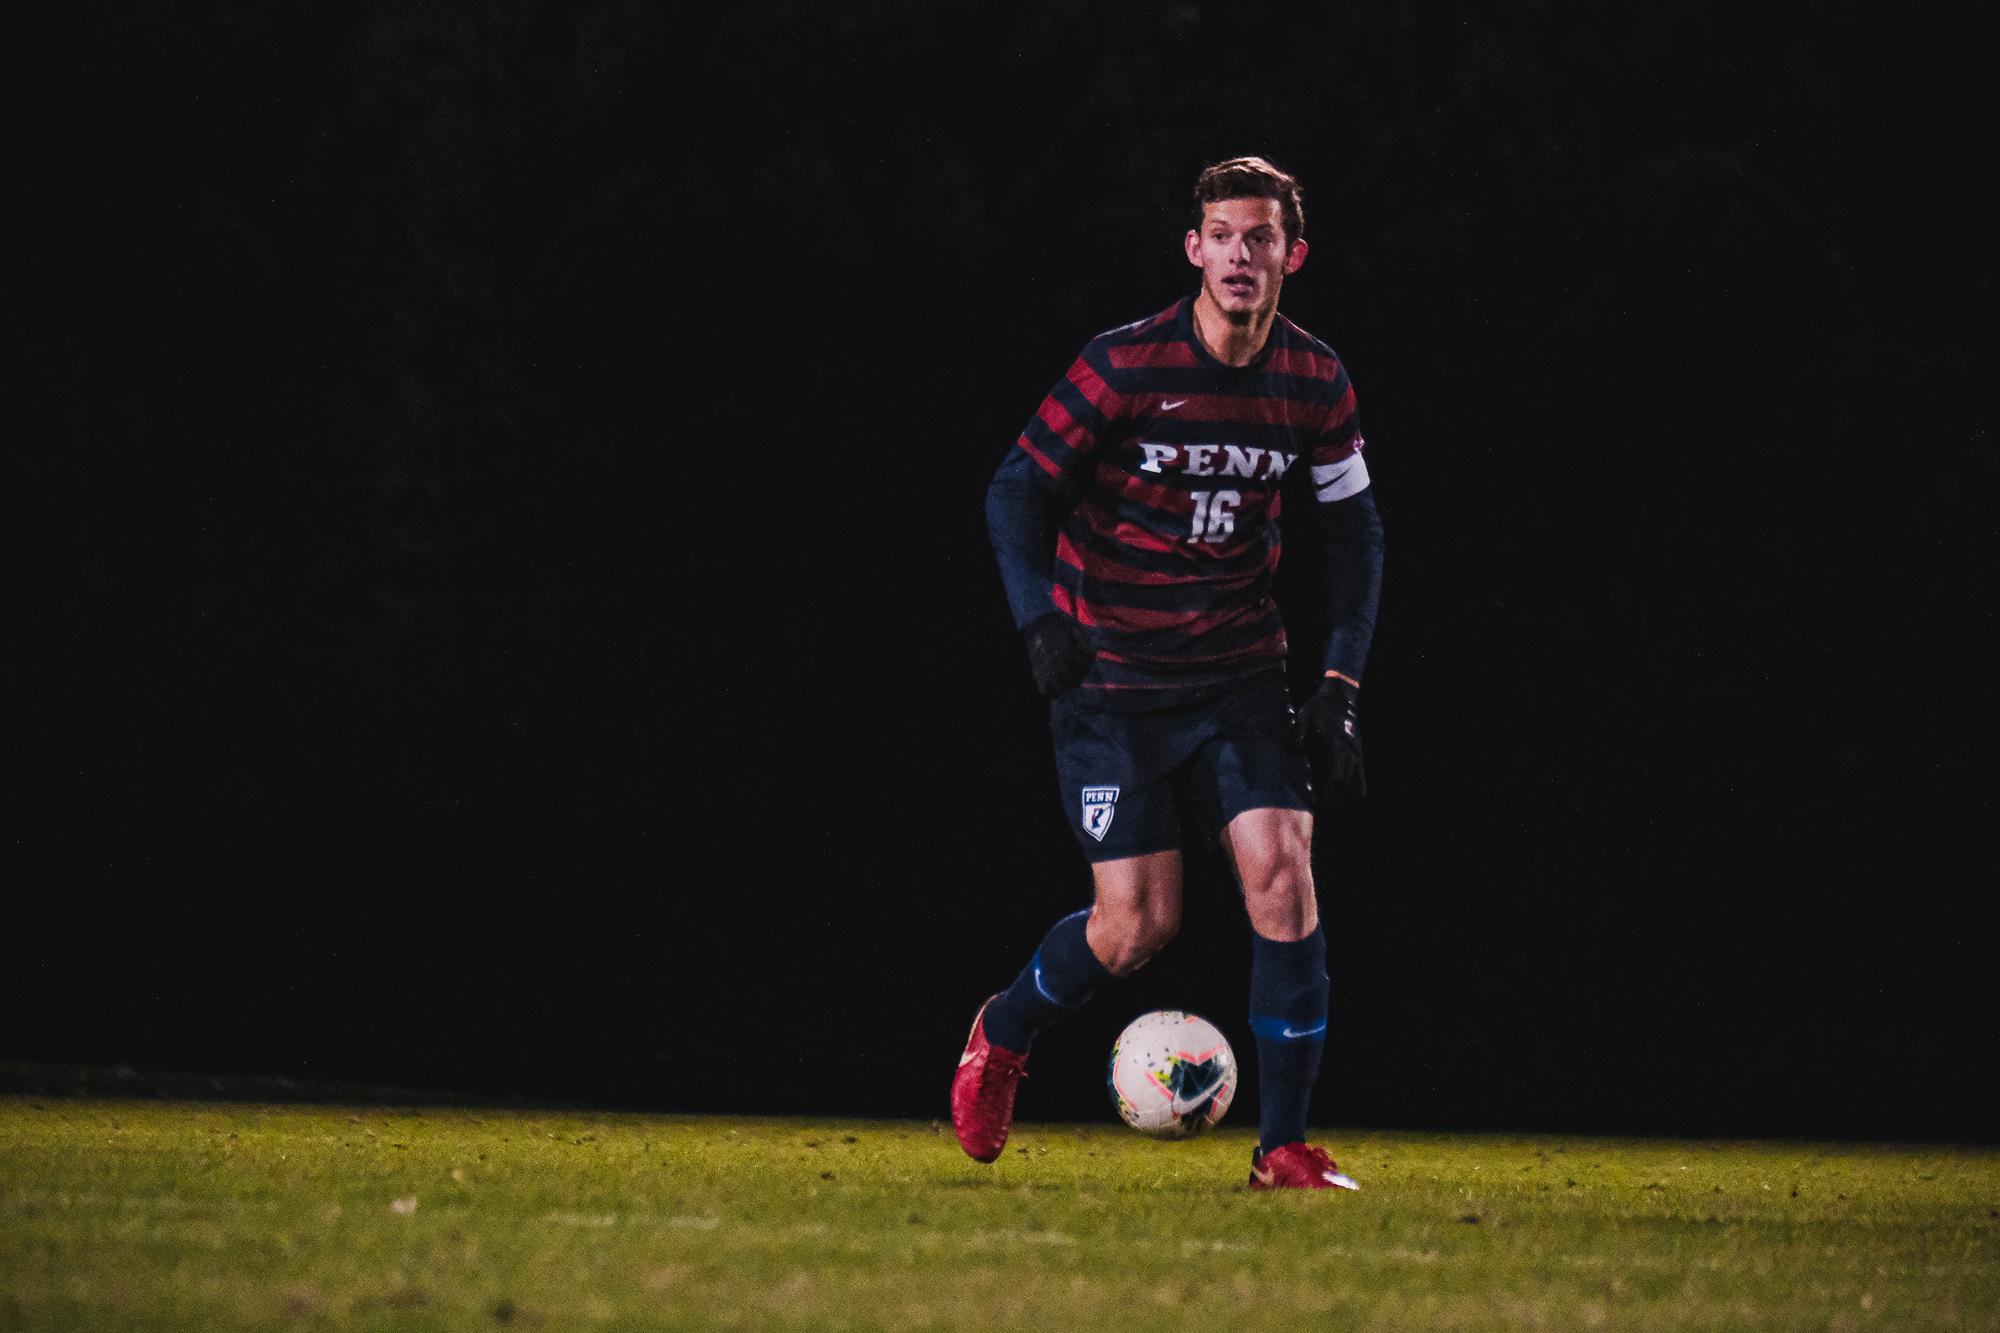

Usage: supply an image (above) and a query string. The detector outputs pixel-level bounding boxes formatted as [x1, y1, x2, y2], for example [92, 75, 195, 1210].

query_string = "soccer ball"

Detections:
[1107, 1010, 1237, 1137]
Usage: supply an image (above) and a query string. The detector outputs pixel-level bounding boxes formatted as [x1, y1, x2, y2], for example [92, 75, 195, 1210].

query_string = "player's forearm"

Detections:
[986, 448, 1064, 630]
[1318, 487, 1385, 682]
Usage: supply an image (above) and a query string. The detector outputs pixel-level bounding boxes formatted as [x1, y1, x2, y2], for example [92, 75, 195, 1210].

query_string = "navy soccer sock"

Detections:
[983, 909, 1111, 1054]
[1249, 926, 1329, 1153]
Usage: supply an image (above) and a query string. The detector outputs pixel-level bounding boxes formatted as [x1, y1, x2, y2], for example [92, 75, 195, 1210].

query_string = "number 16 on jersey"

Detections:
[1189, 490, 1240, 543]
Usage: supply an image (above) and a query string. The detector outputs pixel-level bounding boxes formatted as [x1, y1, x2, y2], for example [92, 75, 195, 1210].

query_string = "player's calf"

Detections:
[1248, 924, 1329, 1154]
[981, 910, 1112, 1052]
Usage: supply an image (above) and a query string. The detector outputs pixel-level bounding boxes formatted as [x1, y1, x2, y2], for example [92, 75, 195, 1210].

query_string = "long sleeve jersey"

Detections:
[988, 295, 1384, 709]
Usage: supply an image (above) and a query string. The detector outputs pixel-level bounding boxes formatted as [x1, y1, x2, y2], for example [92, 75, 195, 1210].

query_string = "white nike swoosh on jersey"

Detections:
[1282, 1022, 1327, 1039]
[1161, 399, 1187, 411]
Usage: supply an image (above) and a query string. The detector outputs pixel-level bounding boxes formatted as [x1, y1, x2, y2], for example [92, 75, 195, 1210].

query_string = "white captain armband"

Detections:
[1311, 450, 1371, 503]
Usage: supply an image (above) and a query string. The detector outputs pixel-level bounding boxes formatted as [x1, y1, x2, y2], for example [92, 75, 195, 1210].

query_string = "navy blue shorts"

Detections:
[1049, 671, 1313, 863]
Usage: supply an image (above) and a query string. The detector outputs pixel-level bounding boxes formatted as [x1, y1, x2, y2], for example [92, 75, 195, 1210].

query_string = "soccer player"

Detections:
[953, 157, 1384, 1191]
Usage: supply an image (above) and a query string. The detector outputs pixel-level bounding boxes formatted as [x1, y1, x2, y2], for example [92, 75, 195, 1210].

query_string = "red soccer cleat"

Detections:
[951, 993, 1028, 1163]
[1248, 1142, 1361, 1191]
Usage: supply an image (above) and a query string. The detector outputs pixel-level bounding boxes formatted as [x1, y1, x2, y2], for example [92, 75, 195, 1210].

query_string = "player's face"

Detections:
[1184, 197, 1308, 321]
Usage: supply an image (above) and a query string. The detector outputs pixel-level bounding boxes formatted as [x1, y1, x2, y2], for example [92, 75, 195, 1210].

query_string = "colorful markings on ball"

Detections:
[1107, 1011, 1238, 1137]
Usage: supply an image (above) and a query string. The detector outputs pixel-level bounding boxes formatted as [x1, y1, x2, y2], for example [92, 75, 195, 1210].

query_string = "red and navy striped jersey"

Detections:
[989, 296, 1375, 707]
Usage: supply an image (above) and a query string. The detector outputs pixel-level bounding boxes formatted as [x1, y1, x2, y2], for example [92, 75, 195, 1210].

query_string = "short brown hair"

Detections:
[1191, 156, 1305, 245]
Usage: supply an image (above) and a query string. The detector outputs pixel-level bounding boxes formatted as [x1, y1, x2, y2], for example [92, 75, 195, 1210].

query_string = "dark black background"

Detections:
[16, 2, 1996, 1140]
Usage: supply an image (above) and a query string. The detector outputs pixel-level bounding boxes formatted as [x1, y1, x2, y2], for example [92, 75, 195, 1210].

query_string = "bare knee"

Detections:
[1240, 862, 1316, 941]
[1088, 898, 1180, 976]
[1087, 851, 1183, 977]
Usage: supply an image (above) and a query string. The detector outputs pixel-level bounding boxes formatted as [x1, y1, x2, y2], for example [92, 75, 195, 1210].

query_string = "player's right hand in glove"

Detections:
[1297, 675, 1367, 807]
[1023, 612, 1095, 698]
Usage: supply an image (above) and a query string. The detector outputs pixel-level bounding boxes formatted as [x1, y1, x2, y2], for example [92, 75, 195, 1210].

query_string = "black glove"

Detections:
[1296, 676, 1367, 807]
[1023, 612, 1095, 698]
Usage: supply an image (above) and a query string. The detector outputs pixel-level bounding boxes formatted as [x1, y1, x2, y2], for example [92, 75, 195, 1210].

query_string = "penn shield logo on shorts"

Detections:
[1081, 786, 1120, 842]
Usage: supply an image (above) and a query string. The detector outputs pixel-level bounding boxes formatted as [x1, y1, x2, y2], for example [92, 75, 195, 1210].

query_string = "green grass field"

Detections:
[3, 1097, 1996, 1330]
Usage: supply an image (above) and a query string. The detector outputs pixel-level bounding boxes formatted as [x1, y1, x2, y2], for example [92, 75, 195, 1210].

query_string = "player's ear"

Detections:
[1285, 238, 1309, 275]
[1184, 229, 1204, 268]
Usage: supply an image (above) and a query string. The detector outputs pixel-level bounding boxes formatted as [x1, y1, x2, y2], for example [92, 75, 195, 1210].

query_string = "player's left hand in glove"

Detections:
[1023, 612, 1095, 698]
[1297, 675, 1367, 807]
